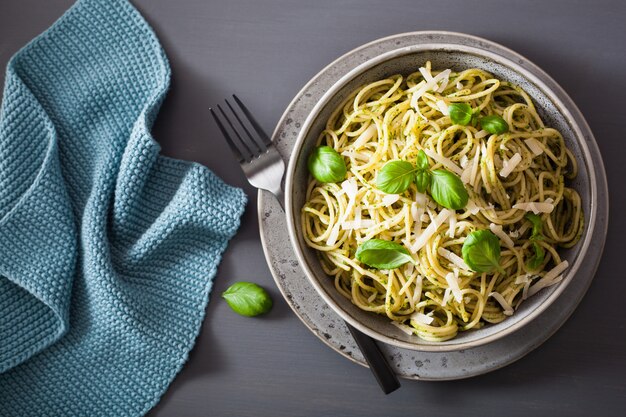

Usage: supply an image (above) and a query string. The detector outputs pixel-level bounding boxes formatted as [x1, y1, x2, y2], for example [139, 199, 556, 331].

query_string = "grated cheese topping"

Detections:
[438, 247, 469, 270]
[499, 153, 522, 178]
[524, 137, 544, 156]
[352, 124, 377, 149]
[407, 209, 453, 253]
[489, 292, 514, 316]
[445, 270, 463, 302]
[489, 223, 515, 248]
[423, 149, 463, 176]
[410, 311, 434, 325]
[513, 198, 555, 214]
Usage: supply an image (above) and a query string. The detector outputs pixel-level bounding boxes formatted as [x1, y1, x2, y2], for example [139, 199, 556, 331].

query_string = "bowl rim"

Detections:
[285, 33, 600, 352]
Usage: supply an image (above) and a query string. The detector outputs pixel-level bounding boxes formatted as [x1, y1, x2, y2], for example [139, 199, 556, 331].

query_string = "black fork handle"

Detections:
[347, 323, 401, 394]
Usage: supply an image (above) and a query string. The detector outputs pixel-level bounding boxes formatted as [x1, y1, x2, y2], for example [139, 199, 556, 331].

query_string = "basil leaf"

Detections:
[415, 170, 432, 193]
[525, 212, 543, 239]
[462, 230, 505, 273]
[429, 169, 469, 210]
[222, 282, 273, 317]
[479, 115, 509, 135]
[448, 103, 473, 125]
[376, 160, 416, 194]
[356, 239, 414, 269]
[416, 149, 429, 170]
[526, 241, 545, 271]
[307, 146, 347, 183]
[525, 213, 545, 270]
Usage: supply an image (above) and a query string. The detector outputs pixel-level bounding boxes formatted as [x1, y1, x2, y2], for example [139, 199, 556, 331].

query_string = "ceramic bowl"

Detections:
[285, 36, 601, 351]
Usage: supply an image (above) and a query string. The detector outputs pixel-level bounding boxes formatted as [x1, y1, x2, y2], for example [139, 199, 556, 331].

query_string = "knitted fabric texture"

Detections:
[0, 0, 247, 415]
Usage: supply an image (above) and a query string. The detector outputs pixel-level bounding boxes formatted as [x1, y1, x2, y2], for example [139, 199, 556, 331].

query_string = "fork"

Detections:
[210, 95, 401, 394]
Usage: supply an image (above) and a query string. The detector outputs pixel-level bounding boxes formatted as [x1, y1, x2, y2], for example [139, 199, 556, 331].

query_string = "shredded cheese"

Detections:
[527, 260, 569, 298]
[415, 192, 428, 207]
[514, 273, 533, 285]
[341, 150, 370, 161]
[499, 153, 522, 178]
[326, 223, 340, 246]
[408, 209, 452, 253]
[410, 311, 434, 325]
[447, 214, 457, 238]
[411, 68, 452, 112]
[525, 137, 544, 156]
[436, 100, 449, 115]
[513, 198, 555, 214]
[423, 149, 463, 175]
[475, 129, 489, 139]
[466, 199, 480, 215]
[459, 154, 469, 169]
[445, 270, 463, 303]
[489, 292, 514, 315]
[489, 223, 515, 248]
[438, 247, 469, 270]
[382, 194, 400, 206]
[441, 288, 452, 306]
[341, 178, 358, 200]
[352, 124, 378, 149]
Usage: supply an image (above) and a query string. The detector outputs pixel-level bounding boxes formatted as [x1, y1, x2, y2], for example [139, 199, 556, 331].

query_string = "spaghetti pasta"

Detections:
[301, 62, 583, 342]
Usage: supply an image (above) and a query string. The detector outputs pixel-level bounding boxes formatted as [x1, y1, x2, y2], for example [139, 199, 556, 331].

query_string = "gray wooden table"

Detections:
[1, 1, 624, 416]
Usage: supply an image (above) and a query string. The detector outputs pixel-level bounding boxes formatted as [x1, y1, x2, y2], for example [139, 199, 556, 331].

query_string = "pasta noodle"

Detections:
[301, 62, 583, 342]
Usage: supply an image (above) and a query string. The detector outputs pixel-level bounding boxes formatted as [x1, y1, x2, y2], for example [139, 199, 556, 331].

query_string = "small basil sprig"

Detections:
[462, 229, 506, 274]
[355, 239, 414, 269]
[222, 282, 273, 317]
[479, 115, 509, 134]
[448, 103, 509, 135]
[525, 213, 545, 270]
[448, 103, 473, 125]
[308, 146, 347, 183]
[376, 160, 416, 194]
[376, 150, 468, 210]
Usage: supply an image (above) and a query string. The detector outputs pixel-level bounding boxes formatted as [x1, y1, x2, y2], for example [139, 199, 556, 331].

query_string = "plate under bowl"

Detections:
[285, 37, 600, 352]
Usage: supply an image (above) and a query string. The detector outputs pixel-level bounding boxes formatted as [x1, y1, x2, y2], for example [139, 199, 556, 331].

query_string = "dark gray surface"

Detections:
[0, 1, 624, 416]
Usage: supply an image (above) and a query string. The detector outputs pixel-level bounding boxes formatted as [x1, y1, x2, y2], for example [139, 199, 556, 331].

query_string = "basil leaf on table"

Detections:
[479, 115, 509, 135]
[307, 146, 347, 183]
[356, 239, 414, 269]
[376, 160, 417, 194]
[448, 103, 473, 125]
[429, 169, 469, 210]
[222, 282, 273, 317]
[462, 229, 505, 273]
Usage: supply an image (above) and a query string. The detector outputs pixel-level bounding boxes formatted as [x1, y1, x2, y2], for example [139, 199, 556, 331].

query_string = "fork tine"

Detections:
[216, 104, 255, 161]
[210, 107, 245, 163]
[232, 94, 272, 147]
[225, 98, 266, 154]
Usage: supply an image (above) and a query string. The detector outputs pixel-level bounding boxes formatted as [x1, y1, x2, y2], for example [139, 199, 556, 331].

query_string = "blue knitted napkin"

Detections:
[0, 0, 247, 415]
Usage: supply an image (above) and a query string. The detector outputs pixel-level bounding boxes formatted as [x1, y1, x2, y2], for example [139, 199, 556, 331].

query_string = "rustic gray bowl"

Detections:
[285, 39, 601, 352]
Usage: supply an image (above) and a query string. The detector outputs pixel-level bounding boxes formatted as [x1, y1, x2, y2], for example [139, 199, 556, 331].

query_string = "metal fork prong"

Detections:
[232, 94, 272, 147]
[225, 98, 267, 154]
[210, 107, 245, 163]
[216, 104, 255, 161]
